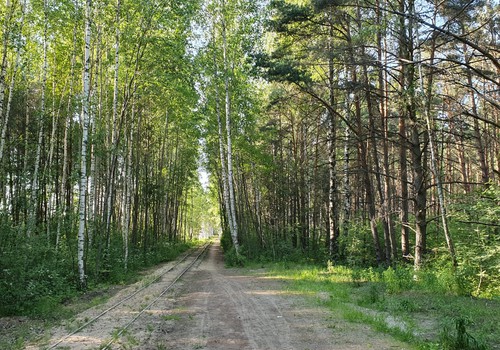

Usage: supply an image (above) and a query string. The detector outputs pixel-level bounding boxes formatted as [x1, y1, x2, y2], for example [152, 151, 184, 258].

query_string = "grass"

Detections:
[162, 314, 181, 321]
[261, 262, 499, 350]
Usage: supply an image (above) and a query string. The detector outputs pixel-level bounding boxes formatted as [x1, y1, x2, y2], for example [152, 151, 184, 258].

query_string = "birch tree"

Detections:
[77, 0, 93, 288]
[220, 0, 240, 255]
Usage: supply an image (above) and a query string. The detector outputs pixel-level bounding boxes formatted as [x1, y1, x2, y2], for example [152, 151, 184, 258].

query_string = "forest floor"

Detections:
[2, 243, 414, 349]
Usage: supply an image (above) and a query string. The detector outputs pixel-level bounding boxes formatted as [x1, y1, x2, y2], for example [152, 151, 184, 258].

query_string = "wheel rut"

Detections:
[140, 243, 412, 350]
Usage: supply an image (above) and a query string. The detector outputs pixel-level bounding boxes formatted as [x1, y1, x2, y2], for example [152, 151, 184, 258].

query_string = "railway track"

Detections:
[42, 242, 211, 350]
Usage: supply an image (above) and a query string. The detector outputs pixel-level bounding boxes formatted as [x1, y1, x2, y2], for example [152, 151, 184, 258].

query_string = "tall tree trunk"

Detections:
[327, 9, 339, 257]
[463, 42, 489, 186]
[348, 13, 381, 263]
[77, 0, 93, 289]
[56, 14, 78, 249]
[122, 92, 135, 270]
[405, 0, 428, 271]
[398, 0, 410, 260]
[220, 4, 240, 254]
[104, 0, 121, 250]
[377, 0, 397, 262]
[362, 59, 391, 265]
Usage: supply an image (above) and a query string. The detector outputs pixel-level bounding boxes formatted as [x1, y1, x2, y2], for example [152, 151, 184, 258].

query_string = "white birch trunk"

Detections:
[122, 83, 136, 271]
[221, 4, 239, 254]
[342, 94, 351, 238]
[105, 0, 121, 242]
[327, 13, 338, 257]
[87, 6, 102, 247]
[215, 61, 233, 243]
[77, 0, 92, 288]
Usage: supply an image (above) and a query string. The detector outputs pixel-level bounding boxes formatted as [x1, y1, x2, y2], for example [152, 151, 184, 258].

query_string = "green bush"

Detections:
[382, 267, 412, 294]
[223, 246, 247, 267]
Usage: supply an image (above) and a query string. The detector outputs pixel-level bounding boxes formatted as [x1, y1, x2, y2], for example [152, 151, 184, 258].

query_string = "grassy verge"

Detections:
[260, 262, 499, 350]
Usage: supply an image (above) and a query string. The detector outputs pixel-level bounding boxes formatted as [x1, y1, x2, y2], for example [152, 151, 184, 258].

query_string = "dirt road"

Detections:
[28, 243, 411, 349]
[134, 243, 411, 350]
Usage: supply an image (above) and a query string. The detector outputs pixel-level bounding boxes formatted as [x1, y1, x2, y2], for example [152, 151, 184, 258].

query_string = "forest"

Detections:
[0, 0, 498, 336]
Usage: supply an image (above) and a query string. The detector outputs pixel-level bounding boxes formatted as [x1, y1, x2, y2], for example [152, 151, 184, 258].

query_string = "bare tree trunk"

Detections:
[221, 4, 240, 254]
[362, 59, 390, 265]
[347, 12, 381, 263]
[214, 48, 234, 246]
[464, 47, 489, 186]
[122, 93, 135, 271]
[377, 0, 397, 262]
[77, 0, 93, 289]
[104, 0, 121, 250]
[397, 0, 410, 260]
[327, 10, 339, 257]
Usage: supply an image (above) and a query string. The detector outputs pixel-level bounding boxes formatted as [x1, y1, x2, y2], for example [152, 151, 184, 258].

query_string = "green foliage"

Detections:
[223, 247, 247, 267]
[312, 0, 348, 12]
[440, 318, 487, 350]
[448, 185, 500, 298]
[338, 221, 379, 267]
[382, 267, 413, 294]
[220, 228, 231, 252]
[0, 221, 194, 317]
[0, 234, 78, 317]
[268, 0, 312, 33]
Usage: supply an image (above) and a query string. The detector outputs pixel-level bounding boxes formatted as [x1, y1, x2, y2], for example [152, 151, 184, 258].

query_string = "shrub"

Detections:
[382, 267, 412, 294]
[223, 246, 247, 267]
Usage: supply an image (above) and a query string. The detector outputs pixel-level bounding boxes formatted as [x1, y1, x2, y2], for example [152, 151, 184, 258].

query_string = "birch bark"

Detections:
[77, 0, 93, 288]
[105, 0, 121, 246]
[221, 3, 240, 254]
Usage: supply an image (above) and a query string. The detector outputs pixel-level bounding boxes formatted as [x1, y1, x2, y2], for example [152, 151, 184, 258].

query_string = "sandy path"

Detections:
[133, 243, 411, 350]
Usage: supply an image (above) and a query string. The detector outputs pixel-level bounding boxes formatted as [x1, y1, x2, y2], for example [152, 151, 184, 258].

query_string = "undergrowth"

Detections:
[0, 233, 197, 318]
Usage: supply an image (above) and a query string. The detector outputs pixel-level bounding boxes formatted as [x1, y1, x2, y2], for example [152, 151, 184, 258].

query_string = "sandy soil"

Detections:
[24, 243, 412, 349]
[131, 243, 411, 350]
